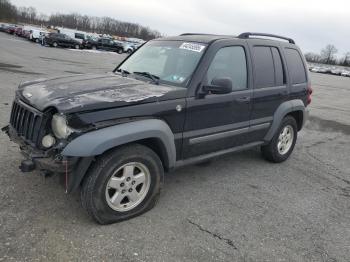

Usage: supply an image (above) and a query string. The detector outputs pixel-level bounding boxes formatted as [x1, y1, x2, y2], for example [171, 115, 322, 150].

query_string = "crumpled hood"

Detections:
[17, 73, 177, 113]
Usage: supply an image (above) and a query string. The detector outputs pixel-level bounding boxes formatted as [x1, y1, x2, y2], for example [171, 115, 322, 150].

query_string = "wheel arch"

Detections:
[62, 119, 176, 169]
[264, 99, 306, 142]
[286, 110, 303, 131]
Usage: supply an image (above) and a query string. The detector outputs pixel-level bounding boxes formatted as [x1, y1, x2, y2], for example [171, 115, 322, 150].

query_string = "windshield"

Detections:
[117, 40, 207, 87]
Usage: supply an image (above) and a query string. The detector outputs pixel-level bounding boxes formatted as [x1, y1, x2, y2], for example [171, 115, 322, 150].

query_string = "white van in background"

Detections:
[57, 27, 87, 44]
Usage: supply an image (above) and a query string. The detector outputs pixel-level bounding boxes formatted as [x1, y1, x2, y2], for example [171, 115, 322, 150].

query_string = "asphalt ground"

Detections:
[0, 32, 349, 262]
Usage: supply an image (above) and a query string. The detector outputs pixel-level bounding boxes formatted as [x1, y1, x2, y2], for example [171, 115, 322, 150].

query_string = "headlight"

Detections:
[51, 114, 73, 139]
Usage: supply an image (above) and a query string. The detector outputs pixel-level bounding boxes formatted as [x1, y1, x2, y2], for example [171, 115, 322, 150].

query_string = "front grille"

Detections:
[10, 100, 47, 146]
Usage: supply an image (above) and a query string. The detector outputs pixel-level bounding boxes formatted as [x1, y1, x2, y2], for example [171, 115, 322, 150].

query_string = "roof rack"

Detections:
[180, 33, 215, 36]
[238, 32, 295, 44]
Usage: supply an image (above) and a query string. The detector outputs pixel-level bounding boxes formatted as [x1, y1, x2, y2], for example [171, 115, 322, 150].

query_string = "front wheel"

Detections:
[261, 116, 297, 163]
[52, 42, 58, 47]
[81, 144, 164, 224]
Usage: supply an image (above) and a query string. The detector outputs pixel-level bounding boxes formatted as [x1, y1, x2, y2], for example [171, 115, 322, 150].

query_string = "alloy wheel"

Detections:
[277, 125, 294, 155]
[105, 162, 151, 212]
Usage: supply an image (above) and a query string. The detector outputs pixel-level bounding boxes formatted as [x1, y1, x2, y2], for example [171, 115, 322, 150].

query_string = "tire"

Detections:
[92, 45, 97, 50]
[261, 115, 297, 163]
[117, 48, 123, 54]
[74, 44, 80, 49]
[81, 144, 164, 224]
[35, 38, 39, 43]
[127, 49, 133, 54]
[52, 42, 58, 47]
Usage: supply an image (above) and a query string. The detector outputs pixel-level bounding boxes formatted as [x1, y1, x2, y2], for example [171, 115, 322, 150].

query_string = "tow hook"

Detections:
[19, 159, 35, 172]
[1, 125, 9, 134]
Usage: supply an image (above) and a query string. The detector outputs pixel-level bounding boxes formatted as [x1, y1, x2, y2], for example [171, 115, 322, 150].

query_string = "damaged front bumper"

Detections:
[2, 125, 93, 193]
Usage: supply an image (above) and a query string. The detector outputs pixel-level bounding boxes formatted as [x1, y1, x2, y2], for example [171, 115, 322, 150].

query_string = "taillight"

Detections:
[307, 85, 313, 105]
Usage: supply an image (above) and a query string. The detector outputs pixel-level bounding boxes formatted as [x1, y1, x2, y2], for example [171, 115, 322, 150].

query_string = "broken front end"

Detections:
[2, 98, 93, 193]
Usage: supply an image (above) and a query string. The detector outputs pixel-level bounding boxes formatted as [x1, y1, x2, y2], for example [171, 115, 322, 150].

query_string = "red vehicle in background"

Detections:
[6, 25, 16, 34]
[14, 27, 23, 36]
[22, 30, 31, 39]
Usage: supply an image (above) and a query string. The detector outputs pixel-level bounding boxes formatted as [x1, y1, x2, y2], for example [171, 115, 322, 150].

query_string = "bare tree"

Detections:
[0, 0, 17, 22]
[321, 44, 338, 64]
[341, 52, 350, 66]
[304, 52, 322, 63]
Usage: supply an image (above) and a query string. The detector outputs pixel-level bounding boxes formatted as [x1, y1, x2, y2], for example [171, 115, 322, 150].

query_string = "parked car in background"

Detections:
[22, 30, 31, 39]
[29, 28, 47, 43]
[121, 41, 136, 54]
[44, 33, 81, 49]
[6, 25, 17, 34]
[82, 36, 99, 50]
[331, 69, 343, 76]
[310, 67, 321, 73]
[114, 40, 134, 54]
[85, 37, 124, 53]
[341, 71, 350, 77]
[0, 24, 9, 32]
[14, 27, 23, 36]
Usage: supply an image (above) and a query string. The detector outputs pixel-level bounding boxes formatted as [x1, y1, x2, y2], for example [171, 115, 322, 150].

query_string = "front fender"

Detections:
[62, 119, 176, 168]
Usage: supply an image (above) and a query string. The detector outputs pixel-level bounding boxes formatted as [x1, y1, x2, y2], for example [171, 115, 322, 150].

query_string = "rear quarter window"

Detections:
[284, 48, 307, 84]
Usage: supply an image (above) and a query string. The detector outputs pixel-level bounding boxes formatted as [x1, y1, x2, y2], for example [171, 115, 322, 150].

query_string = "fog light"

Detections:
[42, 134, 56, 148]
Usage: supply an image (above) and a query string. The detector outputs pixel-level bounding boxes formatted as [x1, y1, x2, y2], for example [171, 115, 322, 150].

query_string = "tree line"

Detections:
[0, 0, 162, 40]
[305, 44, 350, 67]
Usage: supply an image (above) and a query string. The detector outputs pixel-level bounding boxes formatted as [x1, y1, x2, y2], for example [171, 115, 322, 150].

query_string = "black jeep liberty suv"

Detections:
[3, 32, 312, 224]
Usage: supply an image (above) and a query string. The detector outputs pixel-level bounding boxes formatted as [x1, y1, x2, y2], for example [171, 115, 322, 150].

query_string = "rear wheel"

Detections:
[52, 42, 58, 47]
[74, 44, 80, 49]
[92, 45, 97, 50]
[81, 144, 164, 224]
[261, 116, 297, 163]
[117, 48, 123, 54]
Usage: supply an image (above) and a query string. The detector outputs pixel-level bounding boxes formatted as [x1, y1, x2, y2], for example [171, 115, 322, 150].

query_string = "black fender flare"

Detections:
[62, 119, 176, 168]
[264, 99, 307, 141]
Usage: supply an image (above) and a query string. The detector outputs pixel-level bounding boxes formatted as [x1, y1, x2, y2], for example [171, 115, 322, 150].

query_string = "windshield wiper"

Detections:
[115, 68, 130, 77]
[133, 71, 160, 85]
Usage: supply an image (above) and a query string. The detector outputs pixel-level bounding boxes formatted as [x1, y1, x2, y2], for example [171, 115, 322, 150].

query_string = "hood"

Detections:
[17, 73, 181, 113]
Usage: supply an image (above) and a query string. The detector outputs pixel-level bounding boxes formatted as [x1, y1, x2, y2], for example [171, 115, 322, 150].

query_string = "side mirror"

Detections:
[202, 77, 232, 95]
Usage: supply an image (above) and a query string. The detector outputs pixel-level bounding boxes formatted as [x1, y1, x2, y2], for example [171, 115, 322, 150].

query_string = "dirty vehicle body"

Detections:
[3, 33, 311, 224]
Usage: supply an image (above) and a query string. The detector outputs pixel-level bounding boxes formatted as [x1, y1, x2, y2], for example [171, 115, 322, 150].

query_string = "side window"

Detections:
[252, 46, 275, 88]
[284, 48, 307, 84]
[206, 46, 247, 91]
[271, 47, 286, 86]
[75, 33, 84, 40]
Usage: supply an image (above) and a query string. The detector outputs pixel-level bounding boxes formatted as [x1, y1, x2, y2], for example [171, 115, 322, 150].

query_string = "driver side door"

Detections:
[183, 44, 252, 159]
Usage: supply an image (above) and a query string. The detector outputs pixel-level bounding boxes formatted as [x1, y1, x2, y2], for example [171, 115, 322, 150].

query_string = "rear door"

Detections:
[60, 34, 69, 47]
[247, 43, 288, 142]
[100, 39, 109, 50]
[183, 41, 253, 159]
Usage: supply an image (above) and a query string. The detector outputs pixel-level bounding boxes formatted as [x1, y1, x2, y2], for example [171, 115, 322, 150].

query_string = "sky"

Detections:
[11, 0, 350, 56]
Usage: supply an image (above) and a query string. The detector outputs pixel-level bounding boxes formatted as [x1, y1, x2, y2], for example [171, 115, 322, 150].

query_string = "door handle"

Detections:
[235, 96, 251, 103]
